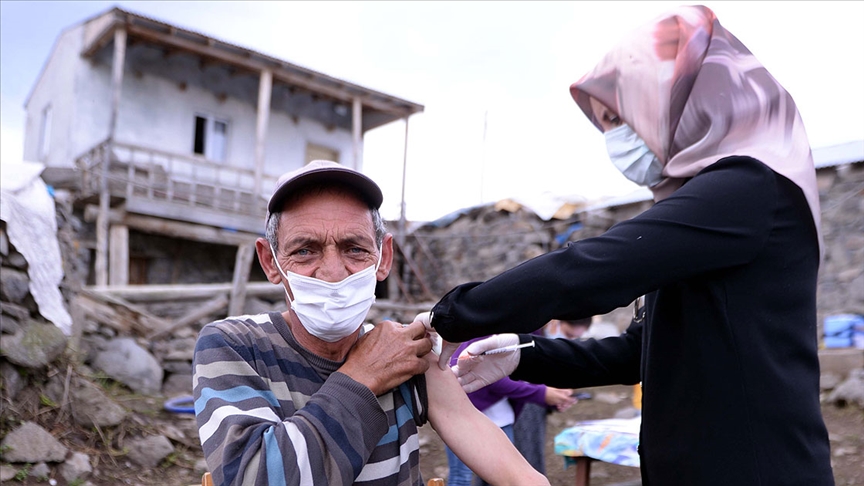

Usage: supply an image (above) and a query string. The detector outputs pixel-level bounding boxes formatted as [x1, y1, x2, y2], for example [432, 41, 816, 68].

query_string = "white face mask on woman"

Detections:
[271, 244, 381, 342]
[604, 124, 665, 187]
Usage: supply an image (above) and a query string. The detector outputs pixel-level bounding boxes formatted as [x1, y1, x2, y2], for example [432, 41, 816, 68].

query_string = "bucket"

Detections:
[824, 314, 864, 348]
[853, 316, 864, 350]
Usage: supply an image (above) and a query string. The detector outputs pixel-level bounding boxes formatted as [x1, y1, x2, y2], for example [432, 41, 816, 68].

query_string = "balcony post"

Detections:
[109, 225, 129, 286]
[254, 69, 272, 197]
[96, 26, 127, 287]
[352, 97, 362, 170]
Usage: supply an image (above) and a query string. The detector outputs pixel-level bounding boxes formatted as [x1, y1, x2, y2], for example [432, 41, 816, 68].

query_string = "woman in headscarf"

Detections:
[423, 5, 833, 485]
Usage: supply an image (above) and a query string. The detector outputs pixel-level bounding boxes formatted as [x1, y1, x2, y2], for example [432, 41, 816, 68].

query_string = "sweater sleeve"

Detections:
[431, 156, 777, 342]
[193, 323, 389, 486]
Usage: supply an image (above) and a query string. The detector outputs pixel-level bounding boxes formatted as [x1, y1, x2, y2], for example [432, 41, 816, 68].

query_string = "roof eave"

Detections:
[79, 7, 424, 121]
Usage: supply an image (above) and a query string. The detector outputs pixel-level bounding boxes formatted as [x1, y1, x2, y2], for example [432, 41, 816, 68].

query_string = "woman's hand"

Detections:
[451, 334, 521, 393]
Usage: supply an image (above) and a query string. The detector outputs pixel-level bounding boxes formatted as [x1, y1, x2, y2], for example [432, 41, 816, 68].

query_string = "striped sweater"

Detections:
[193, 312, 428, 486]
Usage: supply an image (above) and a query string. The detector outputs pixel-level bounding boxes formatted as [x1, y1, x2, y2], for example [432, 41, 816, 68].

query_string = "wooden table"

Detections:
[554, 417, 641, 486]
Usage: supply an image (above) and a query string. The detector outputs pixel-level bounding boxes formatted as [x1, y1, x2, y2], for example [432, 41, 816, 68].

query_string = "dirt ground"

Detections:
[418, 384, 864, 486]
[3, 383, 862, 485]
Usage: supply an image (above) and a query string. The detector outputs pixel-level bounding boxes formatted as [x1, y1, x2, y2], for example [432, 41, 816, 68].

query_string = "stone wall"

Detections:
[407, 161, 864, 335]
[816, 162, 864, 327]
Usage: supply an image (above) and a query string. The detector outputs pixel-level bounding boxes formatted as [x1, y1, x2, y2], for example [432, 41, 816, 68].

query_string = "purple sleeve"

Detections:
[450, 337, 548, 411]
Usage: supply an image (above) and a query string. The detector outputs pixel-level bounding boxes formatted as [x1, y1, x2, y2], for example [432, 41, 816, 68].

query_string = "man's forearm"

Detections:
[425, 355, 550, 486]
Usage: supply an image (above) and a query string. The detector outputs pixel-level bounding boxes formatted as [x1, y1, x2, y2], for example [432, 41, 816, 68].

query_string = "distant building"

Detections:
[23, 7, 422, 310]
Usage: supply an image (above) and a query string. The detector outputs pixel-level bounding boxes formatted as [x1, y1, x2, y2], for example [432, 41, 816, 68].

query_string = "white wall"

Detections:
[23, 26, 83, 165]
[112, 69, 356, 193]
[25, 15, 363, 196]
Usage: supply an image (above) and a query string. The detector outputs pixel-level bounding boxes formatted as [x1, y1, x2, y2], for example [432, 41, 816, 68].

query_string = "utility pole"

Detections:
[480, 110, 488, 204]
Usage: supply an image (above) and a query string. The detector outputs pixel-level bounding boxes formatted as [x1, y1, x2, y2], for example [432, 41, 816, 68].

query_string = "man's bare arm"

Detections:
[425, 353, 549, 486]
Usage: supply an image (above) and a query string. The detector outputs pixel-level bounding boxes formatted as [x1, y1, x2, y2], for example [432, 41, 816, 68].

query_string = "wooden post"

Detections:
[352, 97, 362, 169]
[109, 225, 129, 286]
[254, 69, 272, 197]
[148, 294, 228, 340]
[574, 456, 593, 486]
[228, 242, 256, 316]
[96, 27, 127, 287]
[392, 115, 411, 301]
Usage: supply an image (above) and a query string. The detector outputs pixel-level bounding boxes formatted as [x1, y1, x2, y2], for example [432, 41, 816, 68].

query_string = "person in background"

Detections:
[543, 318, 592, 341]
[511, 316, 592, 474]
[423, 5, 833, 485]
[193, 160, 548, 486]
[445, 336, 575, 486]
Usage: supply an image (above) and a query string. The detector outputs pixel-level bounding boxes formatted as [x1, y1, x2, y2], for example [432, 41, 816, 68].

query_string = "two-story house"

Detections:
[24, 7, 423, 315]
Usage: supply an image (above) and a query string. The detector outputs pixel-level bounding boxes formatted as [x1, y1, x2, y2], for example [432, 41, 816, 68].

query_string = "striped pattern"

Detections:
[193, 312, 427, 486]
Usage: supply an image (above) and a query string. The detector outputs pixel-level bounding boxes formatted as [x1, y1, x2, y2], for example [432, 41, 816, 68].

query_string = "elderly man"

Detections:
[193, 160, 547, 486]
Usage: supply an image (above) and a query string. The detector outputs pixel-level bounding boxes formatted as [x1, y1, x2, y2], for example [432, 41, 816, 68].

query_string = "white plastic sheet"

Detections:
[0, 161, 73, 335]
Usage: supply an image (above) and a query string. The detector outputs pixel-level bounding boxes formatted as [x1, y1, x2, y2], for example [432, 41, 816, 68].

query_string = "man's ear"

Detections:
[377, 233, 394, 281]
[255, 237, 282, 285]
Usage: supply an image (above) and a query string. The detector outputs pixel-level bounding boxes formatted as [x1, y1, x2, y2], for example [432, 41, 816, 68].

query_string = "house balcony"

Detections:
[75, 139, 277, 234]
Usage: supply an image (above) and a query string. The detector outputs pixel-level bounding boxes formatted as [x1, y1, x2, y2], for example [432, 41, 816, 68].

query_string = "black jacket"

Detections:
[432, 157, 833, 485]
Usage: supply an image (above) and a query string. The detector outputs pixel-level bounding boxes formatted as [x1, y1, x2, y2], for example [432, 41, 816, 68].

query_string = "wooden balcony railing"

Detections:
[76, 139, 278, 223]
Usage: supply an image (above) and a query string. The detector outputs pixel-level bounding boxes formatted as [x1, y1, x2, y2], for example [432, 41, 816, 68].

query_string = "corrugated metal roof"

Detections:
[813, 140, 864, 169]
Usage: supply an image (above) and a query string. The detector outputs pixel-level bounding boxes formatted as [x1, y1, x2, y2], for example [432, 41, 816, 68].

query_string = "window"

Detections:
[193, 114, 228, 162]
[38, 105, 52, 161]
[305, 143, 339, 164]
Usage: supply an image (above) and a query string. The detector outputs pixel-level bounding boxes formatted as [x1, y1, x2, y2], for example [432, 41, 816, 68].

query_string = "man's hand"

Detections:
[340, 320, 432, 396]
[451, 334, 521, 393]
[413, 312, 461, 370]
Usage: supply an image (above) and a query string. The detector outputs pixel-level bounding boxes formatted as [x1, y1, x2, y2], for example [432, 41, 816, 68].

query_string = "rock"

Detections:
[821, 372, 842, 391]
[59, 452, 92, 482]
[125, 435, 174, 467]
[153, 337, 196, 361]
[0, 361, 25, 400]
[0, 320, 68, 369]
[832, 446, 859, 457]
[29, 462, 50, 479]
[162, 372, 193, 397]
[828, 369, 864, 409]
[98, 325, 116, 338]
[42, 372, 66, 405]
[594, 391, 625, 405]
[613, 406, 642, 419]
[92, 338, 164, 394]
[162, 360, 193, 374]
[0, 267, 30, 303]
[0, 421, 69, 463]
[0, 314, 20, 335]
[5, 250, 27, 269]
[0, 464, 16, 481]
[1, 301, 30, 320]
[70, 379, 128, 427]
[194, 458, 209, 474]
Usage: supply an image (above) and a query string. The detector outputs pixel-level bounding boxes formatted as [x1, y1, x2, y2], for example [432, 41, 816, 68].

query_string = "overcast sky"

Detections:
[2, 1, 863, 221]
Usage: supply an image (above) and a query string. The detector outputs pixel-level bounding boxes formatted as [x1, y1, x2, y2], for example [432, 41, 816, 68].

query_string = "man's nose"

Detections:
[315, 250, 351, 282]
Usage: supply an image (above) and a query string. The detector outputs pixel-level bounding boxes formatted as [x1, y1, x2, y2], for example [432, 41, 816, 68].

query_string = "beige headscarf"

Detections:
[570, 5, 822, 252]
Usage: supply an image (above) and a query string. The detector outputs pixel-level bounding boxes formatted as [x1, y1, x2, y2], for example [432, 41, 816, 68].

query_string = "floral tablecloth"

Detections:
[554, 417, 641, 468]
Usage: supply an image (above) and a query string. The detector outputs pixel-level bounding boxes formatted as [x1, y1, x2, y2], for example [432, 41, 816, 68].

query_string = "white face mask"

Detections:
[604, 124, 665, 187]
[271, 244, 381, 342]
